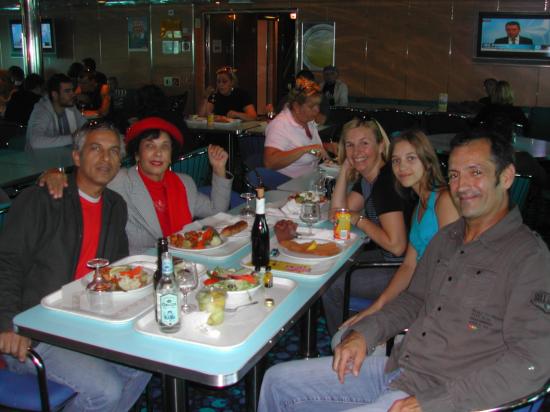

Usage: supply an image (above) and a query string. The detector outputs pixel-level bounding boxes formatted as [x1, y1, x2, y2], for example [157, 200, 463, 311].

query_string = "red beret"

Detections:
[125, 117, 184, 147]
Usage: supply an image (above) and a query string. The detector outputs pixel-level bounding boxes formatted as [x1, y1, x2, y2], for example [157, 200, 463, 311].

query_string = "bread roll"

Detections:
[221, 220, 248, 236]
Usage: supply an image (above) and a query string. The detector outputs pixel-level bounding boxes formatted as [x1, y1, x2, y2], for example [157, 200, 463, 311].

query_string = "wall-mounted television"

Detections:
[10, 19, 55, 54]
[475, 12, 550, 64]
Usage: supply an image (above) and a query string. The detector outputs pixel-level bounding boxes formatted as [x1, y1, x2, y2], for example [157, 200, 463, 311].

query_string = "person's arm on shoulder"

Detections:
[435, 190, 459, 228]
[342, 244, 418, 328]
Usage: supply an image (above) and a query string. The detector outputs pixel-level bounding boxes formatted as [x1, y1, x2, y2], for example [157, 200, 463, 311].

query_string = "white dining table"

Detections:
[14, 189, 365, 412]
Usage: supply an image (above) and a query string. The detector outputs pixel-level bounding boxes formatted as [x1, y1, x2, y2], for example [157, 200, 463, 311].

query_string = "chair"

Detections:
[197, 186, 245, 209]
[0, 201, 10, 229]
[0, 349, 76, 411]
[475, 379, 550, 412]
[0, 120, 27, 151]
[510, 174, 532, 214]
[246, 168, 290, 191]
[423, 112, 470, 135]
[171, 147, 211, 188]
[369, 109, 420, 135]
[237, 133, 265, 172]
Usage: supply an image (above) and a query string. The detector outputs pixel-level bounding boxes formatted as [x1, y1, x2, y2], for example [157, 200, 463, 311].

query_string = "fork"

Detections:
[224, 301, 259, 312]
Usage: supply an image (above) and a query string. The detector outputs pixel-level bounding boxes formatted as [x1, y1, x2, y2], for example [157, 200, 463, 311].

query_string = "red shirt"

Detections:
[74, 194, 103, 279]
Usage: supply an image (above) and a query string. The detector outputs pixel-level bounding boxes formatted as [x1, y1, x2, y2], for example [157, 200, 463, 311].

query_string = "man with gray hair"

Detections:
[0, 121, 150, 411]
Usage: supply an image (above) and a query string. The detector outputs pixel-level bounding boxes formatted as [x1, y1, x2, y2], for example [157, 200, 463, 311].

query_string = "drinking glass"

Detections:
[300, 201, 320, 236]
[312, 169, 327, 197]
[177, 263, 199, 313]
[240, 192, 256, 218]
[86, 258, 111, 291]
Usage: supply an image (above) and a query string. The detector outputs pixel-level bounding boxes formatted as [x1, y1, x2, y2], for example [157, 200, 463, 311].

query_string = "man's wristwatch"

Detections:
[357, 215, 367, 225]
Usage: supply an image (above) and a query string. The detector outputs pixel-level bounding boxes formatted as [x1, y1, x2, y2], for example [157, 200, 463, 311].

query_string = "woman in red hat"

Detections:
[40, 117, 233, 254]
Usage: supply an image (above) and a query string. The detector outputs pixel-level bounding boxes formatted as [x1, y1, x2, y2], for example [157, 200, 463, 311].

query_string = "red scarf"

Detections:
[138, 167, 192, 236]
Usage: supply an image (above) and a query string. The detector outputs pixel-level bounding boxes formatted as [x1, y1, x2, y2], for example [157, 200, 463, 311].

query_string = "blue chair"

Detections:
[246, 168, 290, 191]
[237, 133, 265, 171]
[171, 147, 211, 188]
[0, 201, 10, 230]
[197, 186, 245, 209]
[510, 174, 532, 214]
[0, 349, 76, 411]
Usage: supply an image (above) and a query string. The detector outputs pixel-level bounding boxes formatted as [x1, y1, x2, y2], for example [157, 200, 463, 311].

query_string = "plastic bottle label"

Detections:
[159, 294, 179, 326]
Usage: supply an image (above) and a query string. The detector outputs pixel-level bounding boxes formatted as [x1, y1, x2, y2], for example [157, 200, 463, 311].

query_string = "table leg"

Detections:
[245, 357, 268, 412]
[299, 300, 319, 358]
[166, 376, 188, 412]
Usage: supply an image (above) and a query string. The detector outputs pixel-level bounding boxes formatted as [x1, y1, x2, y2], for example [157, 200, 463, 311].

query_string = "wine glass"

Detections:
[300, 201, 320, 236]
[86, 258, 111, 291]
[177, 263, 199, 313]
[240, 192, 256, 218]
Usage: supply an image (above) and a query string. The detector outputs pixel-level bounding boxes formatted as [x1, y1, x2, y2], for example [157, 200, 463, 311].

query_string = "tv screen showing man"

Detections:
[494, 21, 533, 45]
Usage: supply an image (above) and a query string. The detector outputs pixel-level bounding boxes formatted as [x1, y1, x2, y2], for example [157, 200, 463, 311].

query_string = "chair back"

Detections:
[0, 202, 10, 230]
[369, 109, 420, 135]
[171, 147, 211, 187]
[0, 349, 76, 411]
[510, 174, 532, 213]
[423, 112, 470, 135]
[475, 378, 550, 411]
[237, 133, 266, 172]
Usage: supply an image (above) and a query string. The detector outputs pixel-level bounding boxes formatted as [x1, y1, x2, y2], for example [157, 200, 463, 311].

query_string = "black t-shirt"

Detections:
[351, 163, 414, 260]
[208, 88, 252, 116]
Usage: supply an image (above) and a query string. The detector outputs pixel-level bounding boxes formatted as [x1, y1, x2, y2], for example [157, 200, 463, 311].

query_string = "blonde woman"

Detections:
[323, 118, 410, 335]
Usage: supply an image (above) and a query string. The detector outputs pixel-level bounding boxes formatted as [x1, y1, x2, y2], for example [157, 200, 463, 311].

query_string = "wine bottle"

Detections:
[251, 186, 270, 269]
[155, 251, 181, 333]
[154, 237, 168, 289]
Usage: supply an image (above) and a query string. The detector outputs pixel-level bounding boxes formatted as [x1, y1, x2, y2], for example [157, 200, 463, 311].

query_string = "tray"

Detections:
[134, 277, 297, 349]
[185, 117, 242, 129]
[40, 255, 158, 323]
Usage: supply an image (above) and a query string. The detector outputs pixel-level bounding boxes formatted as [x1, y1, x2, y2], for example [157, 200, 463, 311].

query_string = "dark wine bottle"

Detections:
[154, 237, 168, 289]
[251, 187, 270, 269]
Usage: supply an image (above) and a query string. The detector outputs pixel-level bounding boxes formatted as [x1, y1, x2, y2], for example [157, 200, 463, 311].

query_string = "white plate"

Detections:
[94, 264, 154, 296]
[174, 261, 208, 277]
[169, 231, 227, 252]
[279, 238, 343, 261]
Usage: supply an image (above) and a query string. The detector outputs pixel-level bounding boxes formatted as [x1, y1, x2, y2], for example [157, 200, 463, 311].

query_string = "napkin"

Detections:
[281, 199, 301, 217]
[183, 311, 221, 338]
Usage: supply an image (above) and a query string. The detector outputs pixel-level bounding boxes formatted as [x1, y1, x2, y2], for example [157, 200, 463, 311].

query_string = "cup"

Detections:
[207, 113, 215, 127]
[196, 287, 227, 325]
[87, 289, 113, 312]
[438, 93, 448, 112]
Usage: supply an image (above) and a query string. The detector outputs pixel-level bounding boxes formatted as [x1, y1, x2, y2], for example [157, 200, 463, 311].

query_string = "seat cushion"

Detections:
[0, 369, 75, 410]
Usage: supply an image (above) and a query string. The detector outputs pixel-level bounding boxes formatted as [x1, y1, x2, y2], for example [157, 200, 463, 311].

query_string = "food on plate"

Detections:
[288, 190, 326, 204]
[274, 219, 298, 242]
[221, 220, 248, 237]
[169, 227, 222, 249]
[99, 265, 151, 291]
[214, 115, 233, 123]
[203, 267, 260, 291]
[280, 239, 340, 257]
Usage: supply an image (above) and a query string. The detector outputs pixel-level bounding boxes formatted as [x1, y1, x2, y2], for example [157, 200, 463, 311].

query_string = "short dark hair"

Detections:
[450, 129, 515, 178]
[47, 73, 73, 99]
[506, 21, 520, 29]
[8, 66, 24, 83]
[296, 69, 315, 81]
[24, 73, 44, 91]
[82, 57, 97, 71]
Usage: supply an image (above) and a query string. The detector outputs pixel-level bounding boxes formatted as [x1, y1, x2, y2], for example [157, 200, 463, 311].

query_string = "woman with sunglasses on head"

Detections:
[263, 78, 329, 178]
[322, 118, 412, 336]
[340, 129, 459, 329]
[40, 118, 233, 255]
[198, 66, 257, 121]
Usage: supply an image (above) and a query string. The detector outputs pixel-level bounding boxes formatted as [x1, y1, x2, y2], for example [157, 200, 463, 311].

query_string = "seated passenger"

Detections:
[26, 73, 86, 149]
[76, 69, 111, 118]
[264, 78, 329, 178]
[0, 121, 151, 411]
[259, 131, 550, 412]
[342, 130, 459, 328]
[322, 117, 411, 335]
[4, 73, 44, 125]
[321, 65, 349, 106]
[41, 117, 233, 255]
[198, 66, 257, 121]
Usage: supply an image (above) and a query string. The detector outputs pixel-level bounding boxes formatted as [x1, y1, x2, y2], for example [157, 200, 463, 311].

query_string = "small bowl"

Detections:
[224, 282, 262, 308]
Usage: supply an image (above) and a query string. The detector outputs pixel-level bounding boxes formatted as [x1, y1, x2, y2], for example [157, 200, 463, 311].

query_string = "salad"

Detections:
[169, 227, 223, 249]
[203, 267, 259, 291]
[99, 265, 151, 291]
[289, 191, 326, 204]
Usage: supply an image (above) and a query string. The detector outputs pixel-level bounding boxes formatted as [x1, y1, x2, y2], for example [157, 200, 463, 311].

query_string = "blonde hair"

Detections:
[216, 66, 238, 86]
[337, 117, 390, 181]
[492, 80, 514, 105]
